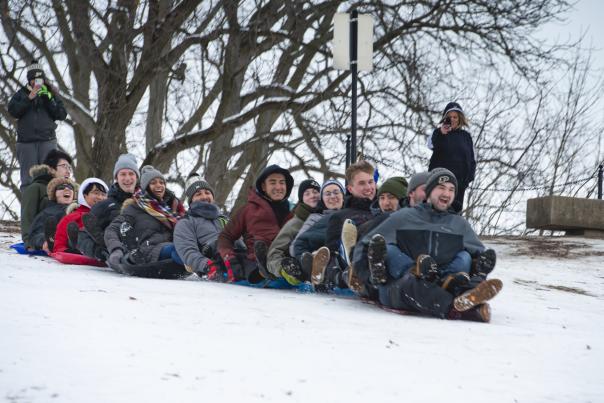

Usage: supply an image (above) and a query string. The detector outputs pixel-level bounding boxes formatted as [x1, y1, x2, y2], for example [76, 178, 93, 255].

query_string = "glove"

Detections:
[223, 258, 240, 282]
[108, 249, 124, 269]
[37, 85, 52, 100]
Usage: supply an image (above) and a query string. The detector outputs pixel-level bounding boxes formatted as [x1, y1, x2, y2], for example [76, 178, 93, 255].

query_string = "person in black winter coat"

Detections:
[428, 102, 476, 213]
[8, 60, 67, 188]
[77, 154, 140, 260]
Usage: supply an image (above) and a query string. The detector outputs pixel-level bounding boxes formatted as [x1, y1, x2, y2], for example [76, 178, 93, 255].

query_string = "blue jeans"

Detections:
[386, 245, 471, 280]
[159, 244, 183, 265]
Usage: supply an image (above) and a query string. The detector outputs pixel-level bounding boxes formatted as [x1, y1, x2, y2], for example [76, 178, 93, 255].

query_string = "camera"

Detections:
[34, 78, 44, 87]
[443, 116, 452, 126]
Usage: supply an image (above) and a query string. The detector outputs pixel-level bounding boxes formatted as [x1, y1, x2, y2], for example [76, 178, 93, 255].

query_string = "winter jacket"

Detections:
[8, 86, 67, 143]
[354, 202, 485, 280]
[428, 127, 476, 185]
[105, 191, 183, 263]
[53, 203, 90, 253]
[173, 202, 227, 274]
[292, 209, 343, 260]
[90, 183, 136, 231]
[266, 202, 316, 276]
[324, 195, 374, 254]
[218, 188, 292, 263]
[20, 164, 54, 244]
[27, 201, 68, 250]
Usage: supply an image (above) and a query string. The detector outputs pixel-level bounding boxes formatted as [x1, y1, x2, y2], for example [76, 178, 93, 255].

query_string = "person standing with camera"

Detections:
[428, 102, 476, 213]
[8, 60, 67, 188]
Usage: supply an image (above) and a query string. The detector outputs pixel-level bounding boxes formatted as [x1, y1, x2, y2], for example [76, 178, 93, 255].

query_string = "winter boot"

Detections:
[299, 252, 313, 281]
[409, 254, 439, 281]
[280, 257, 303, 286]
[82, 213, 105, 247]
[453, 278, 503, 312]
[44, 216, 58, 251]
[66, 221, 80, 252]
[340, 219, 357, 266]
[346, 263, 364, 293]
[471, 248, 497, 283]
[311, 246, 330, 286]
[367, 234, 388, 285]
[448, 303, 491, 323]
[440, 272, 471, 295]
[253, 240, 274, 280]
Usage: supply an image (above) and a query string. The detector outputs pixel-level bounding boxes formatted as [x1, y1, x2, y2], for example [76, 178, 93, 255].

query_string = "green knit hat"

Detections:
[377, 176, 408, 200]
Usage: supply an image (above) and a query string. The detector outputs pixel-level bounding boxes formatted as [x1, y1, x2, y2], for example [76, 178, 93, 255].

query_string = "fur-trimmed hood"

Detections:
[66, 202, 80, 215]
[29, 164, 55, 179]
[47, 177, 78, 202]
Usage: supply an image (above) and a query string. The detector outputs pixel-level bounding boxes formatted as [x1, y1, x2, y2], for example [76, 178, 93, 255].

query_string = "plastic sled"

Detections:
[296, 282, 356, 297]
[10, 242, 48, 256]
[117, 259, 189, 279]
[233, 277, 298, 289]
[360, 297, 416, 316]
[50, 251, 107, 267]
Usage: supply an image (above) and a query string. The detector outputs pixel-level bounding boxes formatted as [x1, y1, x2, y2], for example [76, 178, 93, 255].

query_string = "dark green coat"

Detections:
[20, 164, 54, 244]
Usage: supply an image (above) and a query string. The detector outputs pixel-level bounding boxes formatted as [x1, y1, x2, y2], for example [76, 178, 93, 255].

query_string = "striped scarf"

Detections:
[134, 191, 184, 230]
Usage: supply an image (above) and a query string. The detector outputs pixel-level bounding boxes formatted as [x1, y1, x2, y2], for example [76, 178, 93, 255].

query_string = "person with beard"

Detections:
[27, 177, 76, 252]
[265, 179, 322, 285]
[77, 154, 140, 260]
[173, 174, 228, 278]
[353, 168, 501, 322]
[20, 149, 74, 248]
[217, 165, 294, 284]
[104, 166, 185, 270]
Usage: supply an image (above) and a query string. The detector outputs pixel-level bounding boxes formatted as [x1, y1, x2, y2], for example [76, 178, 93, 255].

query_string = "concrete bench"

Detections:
[526, 196, 604, 238]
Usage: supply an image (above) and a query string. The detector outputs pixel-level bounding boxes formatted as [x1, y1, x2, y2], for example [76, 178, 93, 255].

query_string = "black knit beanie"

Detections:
[297, 179, 321, 202]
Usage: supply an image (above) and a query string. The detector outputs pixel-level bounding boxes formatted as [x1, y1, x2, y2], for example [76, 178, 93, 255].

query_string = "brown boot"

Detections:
[453, 279, 503, 312]
[409, 254, 438, 281]
[449, 303, 491, 323]
[347, 264, 364, 293]
[311, 247, 330, 286]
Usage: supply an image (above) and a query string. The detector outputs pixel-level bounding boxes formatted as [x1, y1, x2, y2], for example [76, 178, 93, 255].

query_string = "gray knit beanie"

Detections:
[407, 171, 430, 196]
[113, 153, 140, 179]
[140, 165, 165, 191]
[185, 173, 215, 204]
[425, 168, 458, 197]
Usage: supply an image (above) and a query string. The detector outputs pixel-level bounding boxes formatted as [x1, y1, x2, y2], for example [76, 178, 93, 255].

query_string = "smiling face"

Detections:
[191, 188, 214, 204]
[116, 169, 137, 194]
[428, 182, 456, 211]
[55, 159, 72, 179]
[55, 185, 75, 205]
[347, 171, 376, 200]
[378, 192, 400, 212]
[83, 185, 107, 208]
[322, 184, 344, 210]
[261, 173, 287, 202]
[302, 188, 320, 208]
[148, 177, 166, 200]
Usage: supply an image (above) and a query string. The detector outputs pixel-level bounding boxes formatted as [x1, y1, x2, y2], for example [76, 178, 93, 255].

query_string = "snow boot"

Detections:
[409, 254, 439, 281]
[367, 234, 388, 285]
[254, 240, 274, 280]
[44, 216, 58, 251]
[448, 303, 491, 323]
[346, 263, 364, 293]
[280, 257, 303, 285]
[471, 248, 497, 282]
[299, 252, 313, 281]
[340, 219, 357, 266]
[66, 221, 80, 252]
[311, 246, 330, 287]
[440, 272, 471, 295]
[453, 278, 503, 312]
[82, 213, 105, 247]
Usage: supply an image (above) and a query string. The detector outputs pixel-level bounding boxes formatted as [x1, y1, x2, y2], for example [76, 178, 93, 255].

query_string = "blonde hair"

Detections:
[345, 160, 374, 183]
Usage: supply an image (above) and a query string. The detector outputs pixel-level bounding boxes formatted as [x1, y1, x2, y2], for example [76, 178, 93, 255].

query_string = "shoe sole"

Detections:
[410, 254, 435, 279]
[341, 219, 357, 265]
[368, 234, 388, 285]
[311, 247, 330, 286]
[454, 279, 503, 312]
[347, 263, 363, 293]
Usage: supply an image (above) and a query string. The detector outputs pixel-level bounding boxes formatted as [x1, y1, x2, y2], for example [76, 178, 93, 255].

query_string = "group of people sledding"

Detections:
[16, 101, 502, 323]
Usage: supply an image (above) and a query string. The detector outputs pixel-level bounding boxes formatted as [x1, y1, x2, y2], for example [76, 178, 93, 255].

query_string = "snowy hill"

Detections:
[1, 230, 603, 403]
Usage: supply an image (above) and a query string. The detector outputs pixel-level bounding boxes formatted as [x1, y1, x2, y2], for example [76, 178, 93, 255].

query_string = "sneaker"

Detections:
[44, 216, 58, 251]
[367, 234, 388, 285]
[67, 222, 80, 250]
[299, 252, 313, 281]
[82, 213, 105, 247]
[311, 247, 330, 286]
[280, 257, 303, 285]
[472, 249, 497, 278]
[448, 303, 491, 323]
[409, 254, 438, 281]
[453, 279, 503, 312]
[440, 272, 471, 294]
[340, 219, 357, 265]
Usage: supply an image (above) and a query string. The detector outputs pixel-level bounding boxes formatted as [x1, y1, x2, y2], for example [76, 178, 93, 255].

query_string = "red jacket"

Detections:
[53, 204, 90, 253]
[218, 188, 292, 262]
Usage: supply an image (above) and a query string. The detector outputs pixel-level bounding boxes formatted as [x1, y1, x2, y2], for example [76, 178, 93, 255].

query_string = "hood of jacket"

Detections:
[254, 164, 294, 199]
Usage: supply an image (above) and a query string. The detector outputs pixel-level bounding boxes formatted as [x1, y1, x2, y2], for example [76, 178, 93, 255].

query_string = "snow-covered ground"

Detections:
[1, 231, 603, 403]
